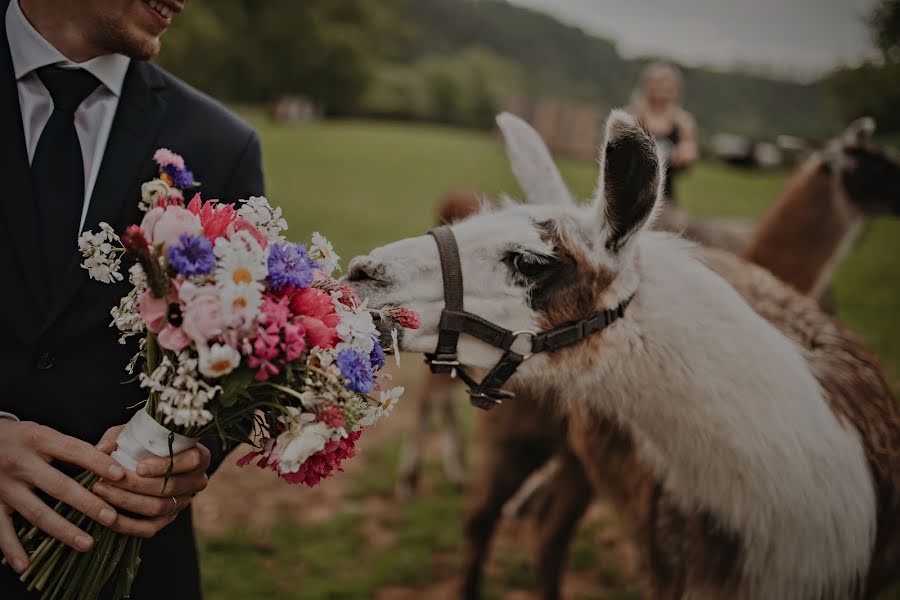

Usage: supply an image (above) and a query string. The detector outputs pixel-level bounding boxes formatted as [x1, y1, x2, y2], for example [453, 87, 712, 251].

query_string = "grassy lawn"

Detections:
[197, 116, 899, 599]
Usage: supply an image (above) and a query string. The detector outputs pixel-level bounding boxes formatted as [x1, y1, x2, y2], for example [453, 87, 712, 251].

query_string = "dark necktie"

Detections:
[31, 65, 101, 291]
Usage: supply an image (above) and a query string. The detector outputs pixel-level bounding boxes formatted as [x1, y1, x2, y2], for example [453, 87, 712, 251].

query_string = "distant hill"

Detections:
[382, 0, 839, 140]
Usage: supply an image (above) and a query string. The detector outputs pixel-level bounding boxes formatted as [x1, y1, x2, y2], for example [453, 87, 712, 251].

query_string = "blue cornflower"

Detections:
[336, 348, 374, 394]
[369, 339, 386, 371]
[167, 235, 215, 277]
[267, 242, 319, 289]
[163, 164, 196, 189]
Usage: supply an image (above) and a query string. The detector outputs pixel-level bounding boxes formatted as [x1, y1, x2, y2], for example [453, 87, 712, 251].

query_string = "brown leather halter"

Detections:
[424, 226, 633, 410]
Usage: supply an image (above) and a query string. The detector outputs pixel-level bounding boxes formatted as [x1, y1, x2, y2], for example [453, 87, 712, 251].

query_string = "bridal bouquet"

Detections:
[8, 150, 419, 599]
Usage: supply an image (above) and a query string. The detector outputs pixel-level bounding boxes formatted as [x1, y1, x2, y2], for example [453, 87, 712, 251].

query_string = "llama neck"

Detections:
[743, 154, 859, 296]
[561, 234, 875, 597]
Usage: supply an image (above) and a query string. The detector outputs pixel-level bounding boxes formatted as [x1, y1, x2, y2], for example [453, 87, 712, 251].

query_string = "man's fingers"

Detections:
[0, 505, 28, 573]
[5, 485, 93, 553]
[25, 423, 125, 481]
[136, 444, 211, 477]
[105, 469, 208, 498]
[93, 481, 192, 519]
[96, 425, 124, 455]
[28, 460, 117, 527]
[108, 512, 178, 539]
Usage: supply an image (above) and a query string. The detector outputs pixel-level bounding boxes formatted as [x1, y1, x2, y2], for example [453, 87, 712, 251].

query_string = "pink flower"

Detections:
[226, 217, 268, 248]
[140, 290, 190, 351]
[385, 307, 421, 330]
[303, 317, 339, 349]
[288, 288, 339, 349]
[157, 324, 190, 351]
[139, 291, 167, 332]
[187, 194, 241, 242]
[153, 148, 185, 169]
[181, 284, 225, 345]
[141, 206, 202, 248]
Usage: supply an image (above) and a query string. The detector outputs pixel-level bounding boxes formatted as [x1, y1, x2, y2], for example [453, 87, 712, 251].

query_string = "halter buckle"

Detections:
[510, 330, 537, 360]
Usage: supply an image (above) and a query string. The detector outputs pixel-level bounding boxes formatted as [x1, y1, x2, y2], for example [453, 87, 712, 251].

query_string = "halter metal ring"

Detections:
[511, 330, 537, 360]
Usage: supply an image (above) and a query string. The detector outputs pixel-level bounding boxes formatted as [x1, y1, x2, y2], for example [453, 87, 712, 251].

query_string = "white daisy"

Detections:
[309, 232, 340, 275]
[198, 343, 242, 378]
[214, 231, 268, 288]
[218, 282, 263, 328]
[378, 386, 404, 417]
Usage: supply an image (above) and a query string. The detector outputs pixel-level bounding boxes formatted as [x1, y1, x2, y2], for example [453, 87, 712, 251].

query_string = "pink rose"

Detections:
[143, 206, 202, 248]
[181, 284, 226, 345]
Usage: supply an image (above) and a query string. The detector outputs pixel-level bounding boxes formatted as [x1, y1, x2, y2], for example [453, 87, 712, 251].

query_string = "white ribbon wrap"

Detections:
[110, 410, 198, 472]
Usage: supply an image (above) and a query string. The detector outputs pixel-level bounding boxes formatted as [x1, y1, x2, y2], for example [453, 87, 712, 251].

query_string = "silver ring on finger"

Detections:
[164, 495, 178, 516]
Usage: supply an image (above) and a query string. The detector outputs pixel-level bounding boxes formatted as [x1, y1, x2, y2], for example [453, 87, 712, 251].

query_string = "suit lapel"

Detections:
[1, 8, 48, 315]
[42, 61, 168, 332]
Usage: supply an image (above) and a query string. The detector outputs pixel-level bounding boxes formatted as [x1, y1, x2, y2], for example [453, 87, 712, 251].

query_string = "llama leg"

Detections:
[396, 370, 440, 497]
[439, 385, 467, 488]
[532, 447, 593, 600]
[461, 426, 556, 599]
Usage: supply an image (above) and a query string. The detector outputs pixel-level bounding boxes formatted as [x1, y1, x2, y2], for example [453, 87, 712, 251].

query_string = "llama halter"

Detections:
[424, 225, 633, 409]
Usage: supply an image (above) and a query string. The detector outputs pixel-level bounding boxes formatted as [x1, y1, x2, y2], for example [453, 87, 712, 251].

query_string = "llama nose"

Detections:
[347, 256, 387, 283]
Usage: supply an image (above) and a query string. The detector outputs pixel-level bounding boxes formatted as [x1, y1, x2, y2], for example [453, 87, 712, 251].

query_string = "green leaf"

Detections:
[218, 368, 257, 407]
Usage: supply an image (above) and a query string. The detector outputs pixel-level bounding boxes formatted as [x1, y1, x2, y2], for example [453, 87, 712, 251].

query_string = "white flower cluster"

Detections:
[334, 301, 378, 354]
[110, 265, 149, 345]
[309, 232, 340, 275]
[356, 386, 404, 428]
[274, 408, 345, 474]
[139, 352, 221, 429]
[237, 196, 287, 240]
[77, 222, 124, 284]
[139, 178, 176, 212]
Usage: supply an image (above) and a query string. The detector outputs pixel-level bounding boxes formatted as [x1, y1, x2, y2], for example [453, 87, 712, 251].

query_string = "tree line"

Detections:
[155, 0, 896, 140]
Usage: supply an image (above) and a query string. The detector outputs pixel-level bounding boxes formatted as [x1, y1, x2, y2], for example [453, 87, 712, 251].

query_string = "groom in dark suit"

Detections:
[0, 0, 264, 597]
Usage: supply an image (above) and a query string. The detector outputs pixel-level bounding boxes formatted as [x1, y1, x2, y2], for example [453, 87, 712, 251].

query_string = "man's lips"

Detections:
[142, 0, 182, 22]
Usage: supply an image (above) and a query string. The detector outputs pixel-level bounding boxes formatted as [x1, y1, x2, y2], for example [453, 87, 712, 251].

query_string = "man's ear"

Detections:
[496, 112, 575, 207]
[595, 109, 663, 252]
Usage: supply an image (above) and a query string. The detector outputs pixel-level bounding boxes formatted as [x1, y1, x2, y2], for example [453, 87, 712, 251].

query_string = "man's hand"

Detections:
[0, 420, 126, 573]
[93, 426, 210, 539]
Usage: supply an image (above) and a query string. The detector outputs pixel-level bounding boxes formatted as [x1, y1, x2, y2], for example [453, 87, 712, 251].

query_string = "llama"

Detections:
[459, 115, 900, 600]
[348, 111, 900, 599]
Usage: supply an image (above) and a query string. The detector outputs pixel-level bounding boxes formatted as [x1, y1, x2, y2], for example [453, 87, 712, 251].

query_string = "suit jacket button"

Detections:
[36, 352, 55, 370]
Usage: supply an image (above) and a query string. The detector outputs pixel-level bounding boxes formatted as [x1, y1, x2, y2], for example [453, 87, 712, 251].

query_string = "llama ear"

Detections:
[595, 109, 663, 252]
[843, 116, 876, 145]
[496, 112, 574, 206]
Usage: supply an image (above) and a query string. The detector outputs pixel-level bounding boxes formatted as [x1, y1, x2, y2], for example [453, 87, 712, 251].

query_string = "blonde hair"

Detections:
[629, 61, 684, 118]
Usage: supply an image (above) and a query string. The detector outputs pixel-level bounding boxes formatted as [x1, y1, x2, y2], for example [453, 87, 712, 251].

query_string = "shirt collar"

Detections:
[5, 0, 130, 96]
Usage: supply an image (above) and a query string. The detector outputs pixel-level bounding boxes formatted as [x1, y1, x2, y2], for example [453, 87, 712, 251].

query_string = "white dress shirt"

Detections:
[5, 0, 130, 231]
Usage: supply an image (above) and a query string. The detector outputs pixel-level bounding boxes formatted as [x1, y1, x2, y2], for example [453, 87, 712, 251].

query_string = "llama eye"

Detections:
[512, 253, 551, 279]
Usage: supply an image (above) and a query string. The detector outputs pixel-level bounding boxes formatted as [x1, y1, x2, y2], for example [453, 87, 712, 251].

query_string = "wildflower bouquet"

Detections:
[8, 150, 419, 599]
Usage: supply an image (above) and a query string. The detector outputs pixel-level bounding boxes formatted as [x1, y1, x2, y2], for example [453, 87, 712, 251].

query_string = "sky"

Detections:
[506, 0, 881, 79]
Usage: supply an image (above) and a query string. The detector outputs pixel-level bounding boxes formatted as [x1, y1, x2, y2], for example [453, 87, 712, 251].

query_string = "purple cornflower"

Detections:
[336, 348, 374, 394]
[163, 164, 197, 189]
[369, 338, 386, 371]
[167, 235, 215, 277]
[267, 242, 319, 289]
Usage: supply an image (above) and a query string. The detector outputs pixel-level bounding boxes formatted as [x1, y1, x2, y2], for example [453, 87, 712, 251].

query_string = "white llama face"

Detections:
[347, 111, 664, 370]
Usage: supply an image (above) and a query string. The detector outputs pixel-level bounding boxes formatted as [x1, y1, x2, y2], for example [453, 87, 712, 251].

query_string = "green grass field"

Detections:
[196, 116, 899, 599]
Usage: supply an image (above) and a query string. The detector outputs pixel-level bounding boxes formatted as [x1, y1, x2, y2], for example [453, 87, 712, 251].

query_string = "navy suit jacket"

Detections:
[0, 5, 264, 596]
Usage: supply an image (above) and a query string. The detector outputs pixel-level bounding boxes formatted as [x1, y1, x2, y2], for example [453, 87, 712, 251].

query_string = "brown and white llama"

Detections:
[348, 111, 900, 599]
[459, 115, 900, 600]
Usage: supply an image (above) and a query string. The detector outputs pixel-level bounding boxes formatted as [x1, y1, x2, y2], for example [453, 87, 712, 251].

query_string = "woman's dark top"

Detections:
[655, 124, 681, 202]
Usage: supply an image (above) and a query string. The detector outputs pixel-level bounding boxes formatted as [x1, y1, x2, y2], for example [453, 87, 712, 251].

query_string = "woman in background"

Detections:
[629, 62, 699, 202]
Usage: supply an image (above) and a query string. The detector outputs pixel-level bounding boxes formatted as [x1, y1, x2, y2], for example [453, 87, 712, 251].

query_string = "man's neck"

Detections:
[18, 0, 102, 63]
